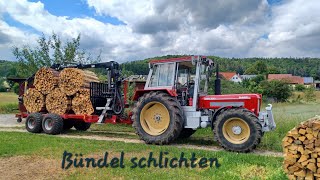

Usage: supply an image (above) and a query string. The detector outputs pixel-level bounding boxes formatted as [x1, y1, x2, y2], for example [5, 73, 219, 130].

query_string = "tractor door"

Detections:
[145, 62, 176, 89]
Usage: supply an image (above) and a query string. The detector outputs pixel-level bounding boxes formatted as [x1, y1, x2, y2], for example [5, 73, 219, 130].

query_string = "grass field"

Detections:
[68, 102, 320, 152]
[1, 92, 320, 179]
[0, 92, 18, 114]
[0, 132, 286, 179]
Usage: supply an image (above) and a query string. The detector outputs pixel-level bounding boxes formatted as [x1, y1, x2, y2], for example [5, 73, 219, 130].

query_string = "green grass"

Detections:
[74, 103, 320, 152]
[0, 92, 18, 113]
[0, 132, 287, 180]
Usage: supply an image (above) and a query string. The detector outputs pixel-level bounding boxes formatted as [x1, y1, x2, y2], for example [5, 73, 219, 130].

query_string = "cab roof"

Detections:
[149, 56, 206, 64]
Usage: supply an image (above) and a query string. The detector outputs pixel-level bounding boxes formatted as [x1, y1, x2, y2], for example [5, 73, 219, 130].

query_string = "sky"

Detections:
[0, 0, 319, 62]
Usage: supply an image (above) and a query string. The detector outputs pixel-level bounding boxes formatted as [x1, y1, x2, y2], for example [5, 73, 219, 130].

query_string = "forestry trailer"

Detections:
[15, 56, 276, 152]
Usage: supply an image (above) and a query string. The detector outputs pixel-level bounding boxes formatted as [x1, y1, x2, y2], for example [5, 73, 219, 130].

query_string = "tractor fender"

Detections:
[132, 89, 177, 101]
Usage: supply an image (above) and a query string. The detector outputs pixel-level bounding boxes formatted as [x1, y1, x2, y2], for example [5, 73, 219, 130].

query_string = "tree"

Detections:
[12, 33, 100, 77]
[260, 80, 292, 102]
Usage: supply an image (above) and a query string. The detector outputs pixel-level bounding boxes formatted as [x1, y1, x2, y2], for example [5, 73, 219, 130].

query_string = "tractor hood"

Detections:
[198, 94, 262, 115]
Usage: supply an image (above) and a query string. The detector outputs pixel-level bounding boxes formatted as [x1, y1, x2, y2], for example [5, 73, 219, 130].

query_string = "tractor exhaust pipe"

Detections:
[215, 63, 221, 95]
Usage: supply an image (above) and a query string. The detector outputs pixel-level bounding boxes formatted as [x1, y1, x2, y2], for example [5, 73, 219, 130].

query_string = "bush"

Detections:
[295, 84, 306, 91]
[12, 83, 20, 94]
[304, 87, 316, 102]
[260, 80, 292, 102]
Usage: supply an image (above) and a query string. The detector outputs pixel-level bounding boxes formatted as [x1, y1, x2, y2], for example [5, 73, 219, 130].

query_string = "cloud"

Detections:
[0, 0, 319, 62]
[249, 0, 320, 57]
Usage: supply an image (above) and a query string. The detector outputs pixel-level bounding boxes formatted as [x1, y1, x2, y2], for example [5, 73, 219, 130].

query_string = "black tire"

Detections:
[42, 113, 64, 135]
[63, 120, 74, 130]
[213, 108, 262, 153]
[25, 113, 43, 133]
[178, 128, 196, 139]
[132, 91, 184, 145]
[74, 122, 91, 131]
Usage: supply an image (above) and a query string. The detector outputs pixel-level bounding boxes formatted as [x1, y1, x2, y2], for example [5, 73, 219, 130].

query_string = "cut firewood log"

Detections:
[23, 88, 45, 113]
[283, 116, 320, 180]
[34, 68, 59, 94]
[72, 89, 94, 115]
[46, 88, 71, 114]
[59, 68, 99, 96]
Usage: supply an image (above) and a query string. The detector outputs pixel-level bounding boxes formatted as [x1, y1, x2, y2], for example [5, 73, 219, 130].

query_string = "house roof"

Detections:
[268, 74, 292, 80]
[219, 72, 237, 80]
[268, 74, 304, 84]
[303, 77, 314, 84]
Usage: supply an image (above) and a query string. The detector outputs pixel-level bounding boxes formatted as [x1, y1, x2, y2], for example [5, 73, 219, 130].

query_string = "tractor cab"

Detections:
[145, 56, 213, 107]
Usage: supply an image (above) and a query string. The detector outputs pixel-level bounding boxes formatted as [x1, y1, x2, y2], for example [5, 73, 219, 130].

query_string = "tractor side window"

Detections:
[149, 63, 175, 87]
[159, 63, 175, 86]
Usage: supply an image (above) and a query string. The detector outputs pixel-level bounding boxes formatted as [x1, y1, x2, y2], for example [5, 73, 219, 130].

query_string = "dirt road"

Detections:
[0, 114, 24, 127]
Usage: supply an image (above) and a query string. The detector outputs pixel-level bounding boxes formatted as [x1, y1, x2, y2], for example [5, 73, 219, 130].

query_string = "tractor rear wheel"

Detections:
[132, 92, 184, 145]
[42, 113, 63, 135]
[26, 113, 43, 133]
[178, 128, 196, 139]
[213, 108, 262, 153]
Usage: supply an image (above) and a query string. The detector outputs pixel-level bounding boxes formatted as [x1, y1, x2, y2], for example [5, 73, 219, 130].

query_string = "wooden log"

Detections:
[71, 89, 94, 115]
[23, 88, 45, 113]
[34, 68, 59, 94]
[46, 88, 71, 114]
[59, 68, 99, 96]
[283, 116, 320, 179]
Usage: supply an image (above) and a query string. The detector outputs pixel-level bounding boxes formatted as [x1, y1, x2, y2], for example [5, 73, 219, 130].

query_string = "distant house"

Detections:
[125, 75, 147, 82]
[267, 74, 314, 89]
[303, 77, 314, 88]
[219, 72, 242, 83]
[240, 75, 257, 80]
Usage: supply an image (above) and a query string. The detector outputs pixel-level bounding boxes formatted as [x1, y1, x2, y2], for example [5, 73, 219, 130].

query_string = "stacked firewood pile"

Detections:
[23, 67, 99, 115]
[283, 116, 320, 180]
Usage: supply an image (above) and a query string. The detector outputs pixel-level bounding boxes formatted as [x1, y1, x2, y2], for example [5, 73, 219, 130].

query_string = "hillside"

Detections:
[2, 56, 320, 80]
[121, 56, 320, 80]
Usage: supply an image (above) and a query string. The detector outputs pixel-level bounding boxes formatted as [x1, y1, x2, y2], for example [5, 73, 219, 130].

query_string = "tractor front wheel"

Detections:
[213, 108, 262, 153]
[132, 92, 184, 145]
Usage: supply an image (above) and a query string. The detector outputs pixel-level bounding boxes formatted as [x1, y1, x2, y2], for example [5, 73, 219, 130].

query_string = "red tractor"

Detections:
[130, 56, 275, 152]
[13, 55, 275, 153]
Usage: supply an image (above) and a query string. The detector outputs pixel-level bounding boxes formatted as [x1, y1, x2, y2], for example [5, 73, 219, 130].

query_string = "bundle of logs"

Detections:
[23, 67, 99, 115]
[283, 116, 320, 180]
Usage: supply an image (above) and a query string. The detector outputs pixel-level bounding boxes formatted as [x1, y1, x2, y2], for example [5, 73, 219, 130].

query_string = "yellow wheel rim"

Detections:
[222, 118, 250, 144]
[140, 101, 170, 136]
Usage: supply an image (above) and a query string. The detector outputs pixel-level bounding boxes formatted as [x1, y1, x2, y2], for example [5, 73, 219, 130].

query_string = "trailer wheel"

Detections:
[42, 113, 63, 135]
[213, 108, 262, 153]
[178, 128, 196, 139]
[74, 122, 91, 131]
[132, 92, 184, 145]
[26, 113, 43, 133]
[63, 120, 74, 130]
